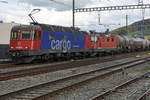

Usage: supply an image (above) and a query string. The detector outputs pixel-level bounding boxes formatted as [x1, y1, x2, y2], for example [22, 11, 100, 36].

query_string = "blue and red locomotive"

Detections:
[9, 24, 87, 63]
[9, 23, 150, 63]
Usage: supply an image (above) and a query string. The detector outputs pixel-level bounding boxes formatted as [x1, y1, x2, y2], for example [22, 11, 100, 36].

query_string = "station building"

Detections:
[0, 21, 18, 59]
[0, 21, 18, 44]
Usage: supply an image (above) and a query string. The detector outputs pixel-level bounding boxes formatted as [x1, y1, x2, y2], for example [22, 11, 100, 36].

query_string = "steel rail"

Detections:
[90, 71, 150, 100]
[137, 89, 150, 100]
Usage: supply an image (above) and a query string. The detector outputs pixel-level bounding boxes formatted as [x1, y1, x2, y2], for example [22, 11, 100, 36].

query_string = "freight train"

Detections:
[9, 23, 150, 63]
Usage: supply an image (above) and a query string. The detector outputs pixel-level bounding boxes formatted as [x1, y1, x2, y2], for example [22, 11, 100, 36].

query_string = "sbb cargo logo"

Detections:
[51, 40, 71, 50]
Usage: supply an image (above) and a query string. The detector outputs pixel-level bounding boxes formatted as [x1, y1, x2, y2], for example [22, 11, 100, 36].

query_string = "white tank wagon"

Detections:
[116, 35, 150, 52]
[116, 35, 126, 50]
[142, 39, 150, 50]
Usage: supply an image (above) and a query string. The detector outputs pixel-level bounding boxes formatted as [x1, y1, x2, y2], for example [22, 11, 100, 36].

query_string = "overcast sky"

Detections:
[1, 0, 150, 32]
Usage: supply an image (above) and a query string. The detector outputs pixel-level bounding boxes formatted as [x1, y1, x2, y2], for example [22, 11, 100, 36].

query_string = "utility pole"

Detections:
[72, 0, 75, 28]
[98, 12, 101, 25]
[126, 15, 128, 35]
[142, 9, 145, 37]
[138, 0, 145, 37]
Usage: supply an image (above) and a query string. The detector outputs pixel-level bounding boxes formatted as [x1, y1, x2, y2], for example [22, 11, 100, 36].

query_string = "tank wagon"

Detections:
[9, 23, 150, 63]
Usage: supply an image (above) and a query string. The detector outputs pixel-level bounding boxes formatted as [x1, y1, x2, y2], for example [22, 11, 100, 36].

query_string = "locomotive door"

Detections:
[32, 30, 43, 50]
[37, 30, 43, 49]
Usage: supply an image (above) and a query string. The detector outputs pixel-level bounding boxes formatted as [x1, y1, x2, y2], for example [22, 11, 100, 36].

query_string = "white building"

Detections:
[0, 22, 18, 44]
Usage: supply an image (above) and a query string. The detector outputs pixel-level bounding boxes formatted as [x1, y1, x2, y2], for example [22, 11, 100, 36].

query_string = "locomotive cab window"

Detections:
[102, 36, 105, 42]
[21, 30, 31, 40]
[107, 37, 109, 42]
[11, 31, 19, 40]
[91, 36, 98, 42]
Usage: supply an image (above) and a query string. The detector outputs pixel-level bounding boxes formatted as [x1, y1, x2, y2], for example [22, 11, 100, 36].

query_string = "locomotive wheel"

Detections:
[24, 57, 35, 63]
[41, 55, 49, 61]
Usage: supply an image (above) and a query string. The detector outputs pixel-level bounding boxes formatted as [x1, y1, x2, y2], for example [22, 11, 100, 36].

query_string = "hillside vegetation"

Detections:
[111, 19, 150, 37]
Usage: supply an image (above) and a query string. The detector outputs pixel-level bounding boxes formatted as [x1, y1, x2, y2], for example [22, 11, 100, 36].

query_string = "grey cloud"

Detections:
[19, 0, 93, 11]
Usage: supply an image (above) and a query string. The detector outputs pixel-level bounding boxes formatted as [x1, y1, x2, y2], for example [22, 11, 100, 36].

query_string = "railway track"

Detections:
[0, 51, 148, 69]
[90, 71, 150, 100]
[0, 51, 149, 81]
[0, 55, 149, 100]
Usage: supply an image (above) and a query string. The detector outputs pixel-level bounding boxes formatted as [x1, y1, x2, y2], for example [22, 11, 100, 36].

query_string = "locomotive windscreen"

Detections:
[21, 30, 31, 40]
[11, 30, 19, 40]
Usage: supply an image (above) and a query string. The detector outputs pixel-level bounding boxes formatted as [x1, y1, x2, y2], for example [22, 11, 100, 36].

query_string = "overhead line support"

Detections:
[74, 4, 150, 13]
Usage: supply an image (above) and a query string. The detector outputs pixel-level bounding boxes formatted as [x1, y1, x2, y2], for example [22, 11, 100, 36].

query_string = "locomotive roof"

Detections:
[12, 23, 89, 34]
[12, 24, 41, 30]
[12, 24, 117, 36]
[38, 24, 88, 34]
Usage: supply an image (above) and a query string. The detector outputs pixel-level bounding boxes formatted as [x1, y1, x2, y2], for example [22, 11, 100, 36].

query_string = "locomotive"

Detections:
[9, 23, 150, 63]
[9, 9, 150, 63]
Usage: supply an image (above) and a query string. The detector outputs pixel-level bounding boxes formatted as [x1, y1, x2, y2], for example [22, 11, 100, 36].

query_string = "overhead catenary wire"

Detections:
[49, 0, 71, 7]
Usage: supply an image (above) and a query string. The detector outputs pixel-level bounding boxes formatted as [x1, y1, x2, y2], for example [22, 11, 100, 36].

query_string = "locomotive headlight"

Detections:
[11, 46, 14, 49]
[25, 46, 29, 49]
[12, 52, 16, 56]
